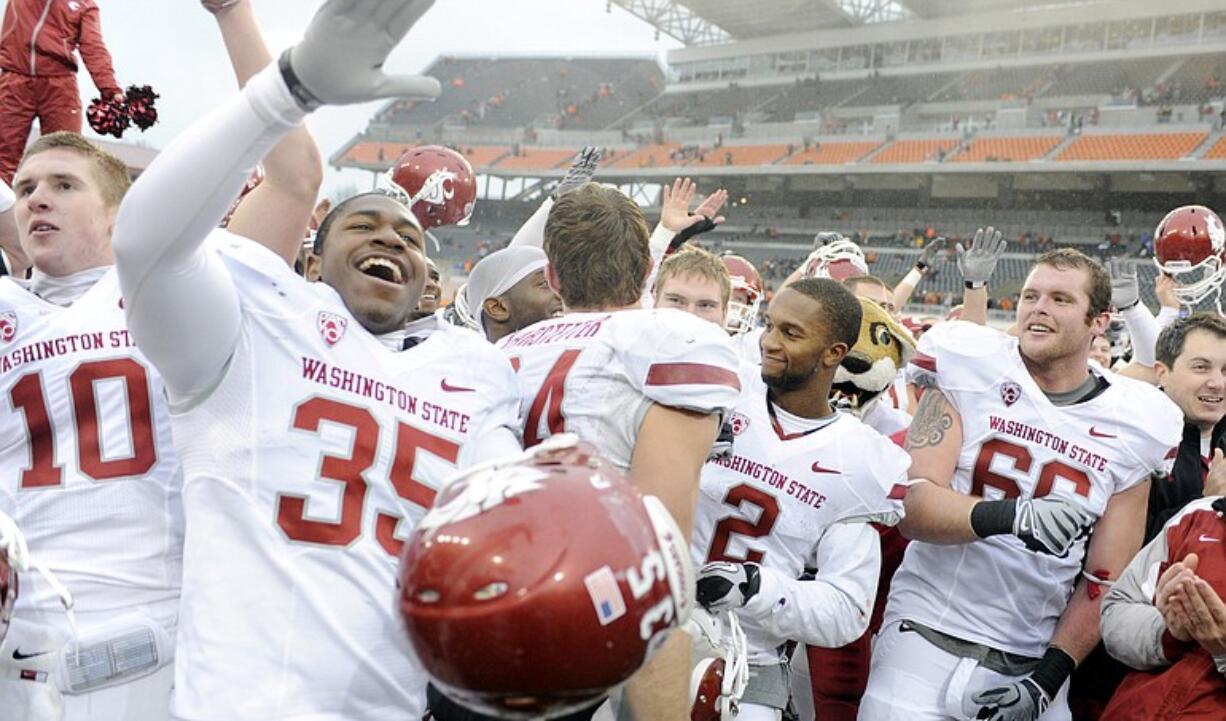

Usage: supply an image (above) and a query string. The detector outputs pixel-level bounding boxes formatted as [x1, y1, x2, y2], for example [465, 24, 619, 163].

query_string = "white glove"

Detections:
[956, 227, 1006, 286]
[971, 678, 1049, 721]
[1107, 258, 1140, 311]
[696, 561, 761, 613]
[283, 0, 442, 110]
[1013, 497, 1094, 557]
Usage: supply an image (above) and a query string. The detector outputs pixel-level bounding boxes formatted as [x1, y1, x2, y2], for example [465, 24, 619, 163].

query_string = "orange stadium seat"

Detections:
[691, 145, 789, 167]
[1202, 135, 1226, 160]
[607, 144, 682, 169]
[869, 138, 959, 164]
[336, 142, 509, 169]
[493, 148, 577, 171]
[951, 135, 1062, 162]
[1055, 132, 1208, 161]
[784, 141, 880, 165]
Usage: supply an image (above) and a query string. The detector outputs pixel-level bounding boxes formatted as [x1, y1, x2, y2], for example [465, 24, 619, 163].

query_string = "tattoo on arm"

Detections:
[906, 389, 953, 450]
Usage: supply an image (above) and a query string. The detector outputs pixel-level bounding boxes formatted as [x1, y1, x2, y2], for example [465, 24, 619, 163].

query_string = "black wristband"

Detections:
[965, 280, 986, 290]
[970, 499, 1016, 538]
[667, 216, 718, 253]
[278, 49, 322, 112]
[1030, 646, 1077, 700]
[915, 260, 930, 273]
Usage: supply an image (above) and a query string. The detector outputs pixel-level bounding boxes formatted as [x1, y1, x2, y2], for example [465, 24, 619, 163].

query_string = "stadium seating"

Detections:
[934, 65, 1056, 102]
[1055, 131, 1208, 160]
[950, 135, 1062, 162]
[1203, 135, 1226, 159]
[784, 141, 880, 165]
[853, 73, 958, 106]
[645, 85, 783, 124]
[1159, 54, 1226, 105]
[761, 78, 874, 122]
[493, 148, 576, 172]
[607, 144, 682, 168]
[1043, 57, 1177, 98]
[333, 141, 509, 170]
[691, 145, 789, 167]
[870, 138, 960, 164]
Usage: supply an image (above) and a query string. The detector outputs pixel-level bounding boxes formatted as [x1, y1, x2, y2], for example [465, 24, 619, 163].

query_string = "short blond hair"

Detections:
[544, 184, 650, 308]
[20, 132, 131, 208]
[655, 246, 731, 306]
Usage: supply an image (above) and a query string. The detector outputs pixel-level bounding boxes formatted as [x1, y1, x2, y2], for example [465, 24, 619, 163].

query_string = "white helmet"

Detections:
[801, 237, 868, 281]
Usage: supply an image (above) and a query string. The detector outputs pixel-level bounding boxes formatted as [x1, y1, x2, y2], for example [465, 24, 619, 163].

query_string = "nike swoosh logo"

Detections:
[12, 649, 52, 661]
[1088, 427, 1116, 439]
[1199, 534, 1221, 543]
[811, 461, 839, 474]
[440, 379, 475, 393]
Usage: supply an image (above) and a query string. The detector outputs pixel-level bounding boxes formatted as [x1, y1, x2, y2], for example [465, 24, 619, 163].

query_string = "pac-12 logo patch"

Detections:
[727, 411, 751, 436]
[0, 311, 17, 344]
[1000, 381, 1022, 407]
[317, 311, 347, 347]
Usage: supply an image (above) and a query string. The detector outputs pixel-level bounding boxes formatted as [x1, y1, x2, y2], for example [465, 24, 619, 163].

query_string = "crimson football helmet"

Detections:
[800, 235, 869, 282]
[722, 255, 764, 336]
[387, 146, 477, 230]
[688, 608, 749, 721]
[1154, 205, 1226, 309]
[399, 435, 694, 719]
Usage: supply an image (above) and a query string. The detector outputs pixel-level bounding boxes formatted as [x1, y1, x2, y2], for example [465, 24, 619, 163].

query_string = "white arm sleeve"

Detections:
[638, 223, 678, 308]
[0, 179, 14, 213]
[509, 197, 553, 249]
[1122, 303, 1161, 367]
[113, 64, 306, 400]
[741, 522, 880, 648]
[1156, 306, 1180, 331]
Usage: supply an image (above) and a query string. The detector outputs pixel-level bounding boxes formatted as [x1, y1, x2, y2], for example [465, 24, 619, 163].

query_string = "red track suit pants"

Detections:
[0, 71, 82, 184]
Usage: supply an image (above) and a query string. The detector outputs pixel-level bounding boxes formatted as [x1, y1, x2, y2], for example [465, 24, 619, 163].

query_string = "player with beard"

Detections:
[859, 249, 1182, 721]
[497, 181, 740, 721]
[692, 279, 910, 721]
[112, 2, 521, 719]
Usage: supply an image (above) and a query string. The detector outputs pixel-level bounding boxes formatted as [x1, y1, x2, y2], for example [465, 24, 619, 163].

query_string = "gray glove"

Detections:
[971, 678, 1049, 721]
[552, 146, 602, 199]
[916, 237, 947, 272]
[1013, 496, 1094, 557]
[813, 231, 844, 249]
[1107, 258, 1140, 310]
[696, 561, 761, 613]
[283, 0, 441, 110]
[956, 227, 1006, 286]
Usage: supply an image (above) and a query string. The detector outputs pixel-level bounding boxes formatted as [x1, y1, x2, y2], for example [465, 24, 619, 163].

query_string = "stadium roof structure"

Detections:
[612, 0, 1097, 45]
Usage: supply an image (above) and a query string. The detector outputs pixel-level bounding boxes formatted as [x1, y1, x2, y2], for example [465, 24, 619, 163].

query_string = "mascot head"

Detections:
[832, 297, 915, 416]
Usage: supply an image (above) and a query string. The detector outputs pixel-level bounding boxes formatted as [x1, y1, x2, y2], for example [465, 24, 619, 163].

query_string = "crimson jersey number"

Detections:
[9, 358, 158, 488]
[706, 483, 781, 563]
[511, 349, 581, 447]
[972, 437, 1092, 500]
[274, 397, 459, 557]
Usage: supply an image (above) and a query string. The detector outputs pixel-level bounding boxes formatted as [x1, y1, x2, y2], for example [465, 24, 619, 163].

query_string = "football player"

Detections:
[112, 2, 521, 720]
[498, 181, 741, 720]
[0, 133, 185, 721]
[692, 279, 910, 721]
[860, 249, 1182, 721]
[722, 254, 766, 364]
[452, 246, 561, 344]
[653, 245, 731, 328]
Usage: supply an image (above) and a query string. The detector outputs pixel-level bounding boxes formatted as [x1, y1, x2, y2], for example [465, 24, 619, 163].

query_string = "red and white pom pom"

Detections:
[87, 95, 130, 139]
[125, 85, 160, 131]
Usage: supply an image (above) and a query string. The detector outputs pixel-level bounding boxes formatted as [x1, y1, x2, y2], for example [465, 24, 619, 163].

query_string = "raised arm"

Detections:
[205, 0, 323, 264]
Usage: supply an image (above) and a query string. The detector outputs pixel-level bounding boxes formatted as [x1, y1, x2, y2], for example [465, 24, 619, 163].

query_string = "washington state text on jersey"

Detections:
[498, 314, 610, 349]
[300, 356, 471, 433]
[709, 452, 828, 509]
[988, 414, 1109, 472]
[0, 329, 138, 372]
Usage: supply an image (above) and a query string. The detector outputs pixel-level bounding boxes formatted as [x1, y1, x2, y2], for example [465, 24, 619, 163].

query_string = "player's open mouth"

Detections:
[1025, 323, 1054, 334]
[355, 255, 406, 285]
[28, 221, 59, 235]
[1199, 395, 1223, 404]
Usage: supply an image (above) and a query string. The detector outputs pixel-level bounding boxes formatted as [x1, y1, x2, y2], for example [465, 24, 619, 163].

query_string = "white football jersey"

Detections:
[498, 308, 740, 468]
[731, 326, 763, 365]
[169, 235, 521, 721]
[0, 270, 182, 632]
[692, 368, 909, 664]
[886, 322, 1182, 657]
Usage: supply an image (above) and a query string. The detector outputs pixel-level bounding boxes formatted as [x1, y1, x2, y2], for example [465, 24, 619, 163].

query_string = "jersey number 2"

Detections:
[10, 359, 157, 488]
[706, 483, 781, 563]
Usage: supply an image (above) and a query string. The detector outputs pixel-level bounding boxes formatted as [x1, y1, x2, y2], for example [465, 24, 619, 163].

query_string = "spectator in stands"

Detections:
[0, 0, 124, 184]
